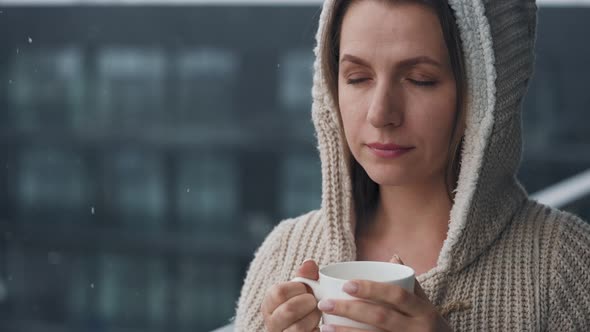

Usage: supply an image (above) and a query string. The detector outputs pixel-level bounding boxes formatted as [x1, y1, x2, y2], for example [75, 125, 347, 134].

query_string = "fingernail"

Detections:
[317, 299, 335, 312]
[302, 259, 315, 265]
[320, 324, 335, 332]
[389, 254, 404, 264]
[342, 281, 358, 294]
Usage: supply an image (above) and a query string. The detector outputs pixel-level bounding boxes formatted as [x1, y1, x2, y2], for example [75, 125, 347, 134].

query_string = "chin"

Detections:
[363, 162, 447, 189]
[363, 166, 413, 187]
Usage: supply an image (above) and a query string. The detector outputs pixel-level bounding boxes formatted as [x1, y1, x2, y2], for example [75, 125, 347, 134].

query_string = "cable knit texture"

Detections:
[234, 0, 590, 330]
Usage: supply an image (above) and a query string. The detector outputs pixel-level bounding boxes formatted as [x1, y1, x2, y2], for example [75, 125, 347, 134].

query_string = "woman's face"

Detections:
[338, 0, 457, 188]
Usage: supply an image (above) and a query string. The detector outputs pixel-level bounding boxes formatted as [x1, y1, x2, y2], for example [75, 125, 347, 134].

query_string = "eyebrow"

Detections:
[339, 54, 442, 68]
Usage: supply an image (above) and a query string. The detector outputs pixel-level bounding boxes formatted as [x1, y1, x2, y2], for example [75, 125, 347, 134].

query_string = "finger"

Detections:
[296, 259, 320, 280]
[413, 279, 430, 302]
[388, 254, 403, 265]
[296, 259, 320, 294]
[341, 280, 423, 316]
[320, 323, 383, 332]
[285, 308, 322, 332]
[270, 293, 318, 331]
[318, 299, 408, 331]
[263, 282, 308, 316]
[389, 254, 430, 303]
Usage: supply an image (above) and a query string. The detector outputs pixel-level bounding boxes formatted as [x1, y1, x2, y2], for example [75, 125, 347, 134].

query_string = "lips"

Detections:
[367, 143, 414, 158]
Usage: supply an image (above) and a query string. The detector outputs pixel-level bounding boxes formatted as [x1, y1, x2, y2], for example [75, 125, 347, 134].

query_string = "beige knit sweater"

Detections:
[235, 0, 590, 331]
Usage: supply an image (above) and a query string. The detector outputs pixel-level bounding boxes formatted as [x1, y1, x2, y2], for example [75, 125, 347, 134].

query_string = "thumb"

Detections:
[296, 259, 319, 280]
[389, 254, 429, 301]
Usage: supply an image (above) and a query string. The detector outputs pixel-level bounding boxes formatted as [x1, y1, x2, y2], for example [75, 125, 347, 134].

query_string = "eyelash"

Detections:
[346, 78, 437, 87]
[346, 78, 368, 85]
[408, 79, 437, 87]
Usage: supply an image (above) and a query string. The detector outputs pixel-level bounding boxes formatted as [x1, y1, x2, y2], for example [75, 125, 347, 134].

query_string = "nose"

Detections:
[367, 80, 403, 128]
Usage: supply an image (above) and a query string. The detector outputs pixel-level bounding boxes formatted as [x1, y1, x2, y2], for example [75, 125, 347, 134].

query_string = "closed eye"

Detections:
[346, 78, 369, 85]
[408, 79, 437, 87]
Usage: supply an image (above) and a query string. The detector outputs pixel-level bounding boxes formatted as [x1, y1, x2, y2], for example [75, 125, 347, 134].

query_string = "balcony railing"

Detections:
[530, 169, 590, 208]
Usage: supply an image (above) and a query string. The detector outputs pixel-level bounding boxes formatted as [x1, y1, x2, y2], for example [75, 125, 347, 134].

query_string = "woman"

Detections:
[235, 0, 590, 331]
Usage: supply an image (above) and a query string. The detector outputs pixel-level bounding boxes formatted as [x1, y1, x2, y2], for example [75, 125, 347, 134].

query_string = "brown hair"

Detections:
[320, 0, 467, 230]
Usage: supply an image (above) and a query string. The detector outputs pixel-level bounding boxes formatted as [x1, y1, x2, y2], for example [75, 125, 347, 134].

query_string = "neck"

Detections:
[355, 175, 453, 272]
[358, 175, 452, 246]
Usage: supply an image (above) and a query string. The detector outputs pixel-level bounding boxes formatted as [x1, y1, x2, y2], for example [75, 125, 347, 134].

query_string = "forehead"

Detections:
[339, 1, 447, 60]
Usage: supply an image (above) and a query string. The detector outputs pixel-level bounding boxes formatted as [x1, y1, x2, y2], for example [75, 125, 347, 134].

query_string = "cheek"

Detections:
[339, 105, 359, 153]
[413, 95, 457, 154]
[338, 88, 366, 146]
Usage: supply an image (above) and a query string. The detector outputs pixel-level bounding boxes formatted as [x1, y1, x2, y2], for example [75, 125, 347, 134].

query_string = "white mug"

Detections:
[292, 261, 415, 331]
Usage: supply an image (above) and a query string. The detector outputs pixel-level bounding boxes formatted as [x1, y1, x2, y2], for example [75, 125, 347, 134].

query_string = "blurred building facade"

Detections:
[0, 3, 588, 332]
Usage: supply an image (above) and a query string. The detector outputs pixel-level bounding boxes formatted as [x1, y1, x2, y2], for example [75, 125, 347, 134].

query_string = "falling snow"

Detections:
[28, 37, 32, 43]
[90, 283, 94, 289]
[186, 188, 191, 193]
[8, 80, 13, 84]
[91, 206, 95, 215]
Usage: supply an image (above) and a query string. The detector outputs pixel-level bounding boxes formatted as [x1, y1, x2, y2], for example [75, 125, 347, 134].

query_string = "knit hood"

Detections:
[311, 0, 536, 280]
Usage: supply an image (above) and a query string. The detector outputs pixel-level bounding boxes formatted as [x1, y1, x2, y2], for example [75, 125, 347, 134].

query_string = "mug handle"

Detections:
[291, 277, 323, 300]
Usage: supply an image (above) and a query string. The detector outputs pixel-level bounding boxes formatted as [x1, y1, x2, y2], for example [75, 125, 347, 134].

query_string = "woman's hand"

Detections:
[261, 260, 322, 332]
[317, 256, 452, 332]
